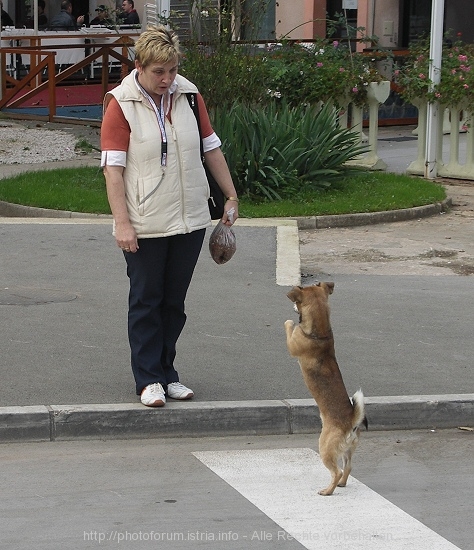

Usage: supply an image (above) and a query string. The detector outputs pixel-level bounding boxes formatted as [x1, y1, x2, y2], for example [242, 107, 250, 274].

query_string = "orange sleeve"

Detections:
[101, 94, 213, 148]
[101, 96, 131, 152]
[197, 94, 215, 139]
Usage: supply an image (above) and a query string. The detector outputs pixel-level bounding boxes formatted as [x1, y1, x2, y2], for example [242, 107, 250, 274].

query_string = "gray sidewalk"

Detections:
[0, 124, 473, 441]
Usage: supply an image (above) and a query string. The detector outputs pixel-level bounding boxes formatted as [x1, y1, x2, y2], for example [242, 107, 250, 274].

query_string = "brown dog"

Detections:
[284, 282, 367, 496]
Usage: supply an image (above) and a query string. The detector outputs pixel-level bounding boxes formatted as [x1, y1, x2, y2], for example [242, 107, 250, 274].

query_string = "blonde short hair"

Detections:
[134, 25, 181, 68]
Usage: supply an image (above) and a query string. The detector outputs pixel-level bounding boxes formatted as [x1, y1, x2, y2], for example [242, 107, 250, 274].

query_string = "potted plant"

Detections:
[430, 40, 474, 108]
[394, 35, 474, 109]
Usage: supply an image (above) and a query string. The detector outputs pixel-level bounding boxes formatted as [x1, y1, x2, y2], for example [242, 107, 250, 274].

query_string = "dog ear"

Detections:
[287, 286, 303, 303]
[324, 282, 335, 295]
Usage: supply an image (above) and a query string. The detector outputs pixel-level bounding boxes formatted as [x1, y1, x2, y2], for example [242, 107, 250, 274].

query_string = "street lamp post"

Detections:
[424, 0, 445, 179]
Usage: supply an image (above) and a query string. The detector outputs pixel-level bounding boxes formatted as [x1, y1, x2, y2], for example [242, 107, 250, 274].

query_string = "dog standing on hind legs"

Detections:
[284, 282, 368, 496]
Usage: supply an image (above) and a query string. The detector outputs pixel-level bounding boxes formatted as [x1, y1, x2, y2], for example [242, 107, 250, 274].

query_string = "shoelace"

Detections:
[148, 383, 164, 394]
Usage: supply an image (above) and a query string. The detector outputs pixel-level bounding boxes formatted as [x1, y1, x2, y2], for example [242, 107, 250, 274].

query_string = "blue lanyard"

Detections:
[135, 72, 168, 167]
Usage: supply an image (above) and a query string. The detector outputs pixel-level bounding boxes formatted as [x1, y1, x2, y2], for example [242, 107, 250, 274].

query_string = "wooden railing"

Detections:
[0, 35, 136, 122]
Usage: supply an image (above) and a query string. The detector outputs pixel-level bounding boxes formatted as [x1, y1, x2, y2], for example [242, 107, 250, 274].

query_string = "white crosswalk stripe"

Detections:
[193, 448, 460, 550]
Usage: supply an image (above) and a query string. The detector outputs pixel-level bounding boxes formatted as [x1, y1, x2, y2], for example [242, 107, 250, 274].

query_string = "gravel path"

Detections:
[0, 119, 100, 165]
[0, 126, 77, 164]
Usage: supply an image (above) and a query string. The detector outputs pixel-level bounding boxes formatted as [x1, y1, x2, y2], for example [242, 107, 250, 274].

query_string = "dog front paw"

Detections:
[284, 320, 294, 329]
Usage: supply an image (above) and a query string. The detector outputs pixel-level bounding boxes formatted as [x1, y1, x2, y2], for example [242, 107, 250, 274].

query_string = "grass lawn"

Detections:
[0, 167, 446, 217]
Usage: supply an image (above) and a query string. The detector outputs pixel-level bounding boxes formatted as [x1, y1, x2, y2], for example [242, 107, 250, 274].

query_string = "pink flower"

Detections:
[317, 62, 323, 68]
[435, 92, 441, 98]
[352, 87, 358, 93]
[451, 69, 457, 75]
[464, 84, 469, 89]
[394, 69, 400, 76]
[339, 67, 345, 72]
[419, 73, 426, 79]
[458, 55, 468, 62]
[333, 41, 339, 47]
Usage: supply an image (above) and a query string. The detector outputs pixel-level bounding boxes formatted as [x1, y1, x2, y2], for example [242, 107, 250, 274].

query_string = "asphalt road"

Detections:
[1, 429, 472, 550]
[0, 120, 473, 550]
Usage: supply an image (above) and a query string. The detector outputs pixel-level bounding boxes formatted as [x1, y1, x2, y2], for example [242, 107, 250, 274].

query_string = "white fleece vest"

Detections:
[106, 72, 211, 238]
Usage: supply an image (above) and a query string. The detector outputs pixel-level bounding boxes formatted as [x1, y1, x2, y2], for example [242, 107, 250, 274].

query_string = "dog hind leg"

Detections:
[338, 450, 353, 487]
[318, 431, 343, 496]
[338, 431, 360, 487]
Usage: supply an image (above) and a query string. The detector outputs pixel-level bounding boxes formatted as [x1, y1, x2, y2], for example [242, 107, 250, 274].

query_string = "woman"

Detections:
[101, 25, 239, 407]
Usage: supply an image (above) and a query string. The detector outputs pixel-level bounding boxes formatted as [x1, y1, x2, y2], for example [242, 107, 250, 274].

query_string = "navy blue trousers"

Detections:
[124, 229, 206, 395]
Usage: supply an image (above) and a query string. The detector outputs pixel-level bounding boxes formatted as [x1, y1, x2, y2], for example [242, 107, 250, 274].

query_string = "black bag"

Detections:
[186, 92, 225, 220]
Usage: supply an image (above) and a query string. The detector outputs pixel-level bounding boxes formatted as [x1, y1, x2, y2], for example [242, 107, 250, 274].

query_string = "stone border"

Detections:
[0, 200, 112, 219]
[1, 394, 472, 442]
[0, 198, 452, 227]
[295, 198, 452, 230]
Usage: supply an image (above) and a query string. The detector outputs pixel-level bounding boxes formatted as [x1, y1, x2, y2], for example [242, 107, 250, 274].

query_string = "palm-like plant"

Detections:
[213, 102, 367, 200]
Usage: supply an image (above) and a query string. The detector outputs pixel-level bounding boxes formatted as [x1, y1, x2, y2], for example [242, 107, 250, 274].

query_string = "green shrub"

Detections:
[262, 40, 381, 108]
[180, 45, 268, 110]
[178, 7, 388, 111]
[213, 101, 367, 200]
[178, 0, 274, 110]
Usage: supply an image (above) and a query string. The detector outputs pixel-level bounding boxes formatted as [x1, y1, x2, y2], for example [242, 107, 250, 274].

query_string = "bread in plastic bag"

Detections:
[209, 209, 236, 265]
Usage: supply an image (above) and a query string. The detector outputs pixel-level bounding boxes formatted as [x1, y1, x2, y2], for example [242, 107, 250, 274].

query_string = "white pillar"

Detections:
[424, 0, 445, 179]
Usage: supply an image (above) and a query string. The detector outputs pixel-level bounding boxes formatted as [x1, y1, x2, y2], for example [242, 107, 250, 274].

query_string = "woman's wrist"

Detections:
[226, 196, 239, 202]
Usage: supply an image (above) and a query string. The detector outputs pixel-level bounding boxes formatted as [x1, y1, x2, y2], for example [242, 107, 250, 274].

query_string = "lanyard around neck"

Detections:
[135, 72, 168, 167]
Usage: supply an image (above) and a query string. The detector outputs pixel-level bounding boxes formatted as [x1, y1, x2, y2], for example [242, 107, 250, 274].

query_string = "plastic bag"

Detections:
[209, 208, 236, 265]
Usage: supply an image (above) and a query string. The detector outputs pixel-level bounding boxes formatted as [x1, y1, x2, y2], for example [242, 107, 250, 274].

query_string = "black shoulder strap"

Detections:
[186, 92, 205, 159]
[185, 91, 226, 220]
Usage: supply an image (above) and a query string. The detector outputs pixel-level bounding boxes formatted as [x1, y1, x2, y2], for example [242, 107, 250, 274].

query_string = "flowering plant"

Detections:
[393, 41, 432, 104]
[264, 38, 387, 108]
[431, 41, 474, 107]
[394, 35, 474, 108]
[180, 10, 388, 111]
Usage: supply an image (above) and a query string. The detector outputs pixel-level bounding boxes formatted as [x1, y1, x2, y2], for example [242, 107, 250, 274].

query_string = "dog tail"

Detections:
[351, 389, 368, 431]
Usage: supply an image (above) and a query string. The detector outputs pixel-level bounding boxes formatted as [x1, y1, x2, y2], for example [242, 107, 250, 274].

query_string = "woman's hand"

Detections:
[221, 199, 239, 226]
[115, 221, 139, 253]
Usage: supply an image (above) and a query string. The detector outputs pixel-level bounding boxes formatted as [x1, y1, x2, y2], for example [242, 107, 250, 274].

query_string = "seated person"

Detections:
[1, 0, 14, 26]
[118, 0, 139, 25]
[89, 4, 113, 26]
[49, 0, 84, 30]
[20, 0, 47, 29]
[38, 0, 48, 29]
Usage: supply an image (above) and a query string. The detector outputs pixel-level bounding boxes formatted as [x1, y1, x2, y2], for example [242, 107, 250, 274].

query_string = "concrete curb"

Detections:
[0, 197, 452, 228]
[295, 198, 452, 230]
[1, 394, 472, 442]
[0, 200, 112, 219]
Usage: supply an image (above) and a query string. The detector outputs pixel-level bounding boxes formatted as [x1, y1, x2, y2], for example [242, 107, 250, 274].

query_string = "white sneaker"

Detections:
[140, 383, 166, 407]
[167, 382, 194, 400]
